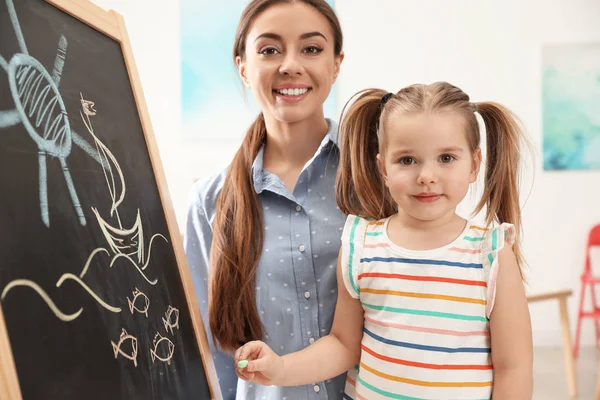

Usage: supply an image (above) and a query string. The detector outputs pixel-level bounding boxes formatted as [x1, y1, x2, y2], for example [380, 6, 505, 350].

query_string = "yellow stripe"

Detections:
[470, 225, 489, 232]
[360, 362, 492, 388]
[360, 288, 486, 305]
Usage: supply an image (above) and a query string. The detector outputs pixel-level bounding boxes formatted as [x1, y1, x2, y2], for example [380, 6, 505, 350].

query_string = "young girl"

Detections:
[234, 82, 533, 399]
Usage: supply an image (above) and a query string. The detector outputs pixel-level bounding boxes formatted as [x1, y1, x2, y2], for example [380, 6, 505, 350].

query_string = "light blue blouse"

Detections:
[184, 119, 347, 400]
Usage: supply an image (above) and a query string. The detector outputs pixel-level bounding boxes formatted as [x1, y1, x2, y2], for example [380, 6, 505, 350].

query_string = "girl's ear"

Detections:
[470, 148, 482, 183]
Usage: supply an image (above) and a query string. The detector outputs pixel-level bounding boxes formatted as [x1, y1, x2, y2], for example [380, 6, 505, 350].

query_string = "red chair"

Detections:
[574, 224, 600, 359]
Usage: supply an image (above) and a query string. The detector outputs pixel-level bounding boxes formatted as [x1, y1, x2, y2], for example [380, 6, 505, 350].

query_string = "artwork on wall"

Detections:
[542, 43, 600, 171]
[180, 0, 337, 141]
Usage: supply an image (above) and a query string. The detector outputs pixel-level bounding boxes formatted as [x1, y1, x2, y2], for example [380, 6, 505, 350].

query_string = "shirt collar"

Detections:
[252, 118, 338, 194]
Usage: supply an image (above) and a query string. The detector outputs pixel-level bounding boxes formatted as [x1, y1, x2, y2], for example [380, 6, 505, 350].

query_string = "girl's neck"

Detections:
[387, 210, 467, 251]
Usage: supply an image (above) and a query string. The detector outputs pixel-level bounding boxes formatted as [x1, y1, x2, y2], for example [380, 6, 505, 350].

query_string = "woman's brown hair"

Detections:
[337, 82, 526, 275]
[209, 0, 343, 352]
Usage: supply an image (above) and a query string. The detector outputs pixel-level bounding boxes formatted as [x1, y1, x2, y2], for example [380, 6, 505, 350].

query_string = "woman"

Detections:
[184, 0, 346, 398]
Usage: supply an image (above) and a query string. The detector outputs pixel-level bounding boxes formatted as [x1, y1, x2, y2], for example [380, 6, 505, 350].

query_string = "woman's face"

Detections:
[236, 2, 343, 125]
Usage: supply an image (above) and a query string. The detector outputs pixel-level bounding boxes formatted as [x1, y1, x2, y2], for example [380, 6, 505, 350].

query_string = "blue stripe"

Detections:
[343, 395, 354, 400]
[364, 328, 490, 353]
[360, 256, 482, 269]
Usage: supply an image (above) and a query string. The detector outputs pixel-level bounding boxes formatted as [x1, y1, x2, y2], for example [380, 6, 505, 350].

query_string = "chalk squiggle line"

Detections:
[56, 273, 121, 313]
[110, 254, 158, 285]
[1, 279, 83, 321]
[79, 248, 110, 278]
[140, 234, 169, 271]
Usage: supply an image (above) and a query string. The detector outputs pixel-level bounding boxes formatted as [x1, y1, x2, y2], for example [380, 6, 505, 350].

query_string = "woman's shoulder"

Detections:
[188, 167, 229, 217]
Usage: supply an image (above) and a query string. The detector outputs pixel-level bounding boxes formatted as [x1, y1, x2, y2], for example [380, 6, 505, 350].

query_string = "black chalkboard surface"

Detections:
[0, 1, 220, 399]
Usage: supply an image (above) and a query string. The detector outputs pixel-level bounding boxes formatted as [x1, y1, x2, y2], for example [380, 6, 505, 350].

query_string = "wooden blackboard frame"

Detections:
[0, 1, 222, 398]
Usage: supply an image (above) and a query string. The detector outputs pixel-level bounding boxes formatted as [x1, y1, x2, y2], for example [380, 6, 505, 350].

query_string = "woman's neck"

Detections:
[262, 114, 329, 169]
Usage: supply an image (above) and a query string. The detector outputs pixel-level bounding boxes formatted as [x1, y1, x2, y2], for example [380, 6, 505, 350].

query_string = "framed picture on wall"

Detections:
[542, 43, 600, 171]
[180, 0, 337, 141]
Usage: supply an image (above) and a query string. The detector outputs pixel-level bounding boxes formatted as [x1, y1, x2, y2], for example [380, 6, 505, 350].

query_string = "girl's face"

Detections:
[236, 3, 343, 125]
[377, 111, 481, 223]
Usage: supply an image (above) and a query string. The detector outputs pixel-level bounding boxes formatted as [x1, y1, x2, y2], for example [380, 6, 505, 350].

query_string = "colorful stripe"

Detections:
[369, 221, 386, 226]
[362, 303, 488, 322]
[364, 315, 490, 337]
[464, 236, 485, 242]
[360, 362, 493, 388]
[358, 272, 487, 287]
[364, 243, 391, 249]
[449, 247, 481, 254]
[485, 229, 499, 317]
[363, 328, 491, 353]
[361, 344, 492, 370]
[360, 257, 483, 269]
[356, 376, 491, 400]
[366, 232, 384, 237]
[470, 225, 489, 232]
[360, 288, 486, 305]
[348, 217, 361, 296]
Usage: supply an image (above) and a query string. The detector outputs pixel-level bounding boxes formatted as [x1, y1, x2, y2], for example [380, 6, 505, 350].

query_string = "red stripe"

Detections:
[358, 272, 487, 287]
[361, 344, 492, 370]
[346, 376, 356, 386]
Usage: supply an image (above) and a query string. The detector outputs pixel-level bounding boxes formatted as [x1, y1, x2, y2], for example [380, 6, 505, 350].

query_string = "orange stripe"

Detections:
[360, 288, 486, 305]
[358, 272, 487, 287]
[369, 221, 385, 226]
[449, 247, 482, 254]
[470, 225, 489, 231]
[361, 344, 492, 370]
[364, 315, 490, 336]
[360, 362, 492, 388]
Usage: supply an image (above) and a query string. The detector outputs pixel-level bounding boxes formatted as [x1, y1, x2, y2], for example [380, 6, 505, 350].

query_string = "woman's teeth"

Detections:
[275, 88, 309, 96]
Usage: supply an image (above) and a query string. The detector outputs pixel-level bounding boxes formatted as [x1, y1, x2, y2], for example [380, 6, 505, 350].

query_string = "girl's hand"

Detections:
[234, 340, 285, 386]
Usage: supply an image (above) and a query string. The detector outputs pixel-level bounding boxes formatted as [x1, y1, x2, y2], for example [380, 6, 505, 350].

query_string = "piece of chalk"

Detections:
[237, 360, 249, 369]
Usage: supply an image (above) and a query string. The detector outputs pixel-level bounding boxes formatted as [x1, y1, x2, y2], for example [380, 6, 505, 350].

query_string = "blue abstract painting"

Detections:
[542, 43, 600, 171]
[181, 0, 337, 140]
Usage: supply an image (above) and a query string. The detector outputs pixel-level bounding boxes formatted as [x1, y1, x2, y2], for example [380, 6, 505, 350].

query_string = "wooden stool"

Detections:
[527, 289, 576, 398]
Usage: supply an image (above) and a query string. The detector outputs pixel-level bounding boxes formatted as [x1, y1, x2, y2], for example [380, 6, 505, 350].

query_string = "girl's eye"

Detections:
[304, 46, 323, 54]
[399, 157, 415, 166]
[440, 154, 455, 163]
[259, 47, 279, 56]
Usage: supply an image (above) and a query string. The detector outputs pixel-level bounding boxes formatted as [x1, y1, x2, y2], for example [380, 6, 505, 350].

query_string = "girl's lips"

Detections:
[413, 194, 442, 203]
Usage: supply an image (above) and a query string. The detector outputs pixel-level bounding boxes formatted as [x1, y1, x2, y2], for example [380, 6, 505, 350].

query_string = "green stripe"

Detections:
[487, 229, 498, 265]
[366, 232, 384, 236]
[357, 376, 429, 400]
[464, 236, 485, 242]
[362, 302, 488, 322]
[356, 376, 490, 400]
[348, 217, 361, 295]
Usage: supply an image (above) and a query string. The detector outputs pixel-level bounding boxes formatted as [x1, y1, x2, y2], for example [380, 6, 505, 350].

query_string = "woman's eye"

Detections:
[259, 47, 279, 56]
[440, 154, 455, 163]
[399, 157, 415, 166]
[304, 46, 323, 54]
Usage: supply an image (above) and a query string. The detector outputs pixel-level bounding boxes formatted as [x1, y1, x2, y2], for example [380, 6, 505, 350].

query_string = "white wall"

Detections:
[91, 0, 600, 347]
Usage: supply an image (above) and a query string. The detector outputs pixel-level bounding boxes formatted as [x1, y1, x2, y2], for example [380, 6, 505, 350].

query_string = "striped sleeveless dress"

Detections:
[340, 214, 515, 400]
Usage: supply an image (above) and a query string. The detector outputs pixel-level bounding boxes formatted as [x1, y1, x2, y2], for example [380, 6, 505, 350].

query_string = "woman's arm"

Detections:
[234, 250, 364, 386]
[184, 194, 237, 399]
[489, 246, 533, 399]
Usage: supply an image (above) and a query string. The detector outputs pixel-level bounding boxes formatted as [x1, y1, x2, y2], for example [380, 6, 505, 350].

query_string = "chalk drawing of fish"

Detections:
[162, 305, 179, 335]
[111, 328, 138, 367]
[150, 332, 175, 365]
[127, 288, 150, 318]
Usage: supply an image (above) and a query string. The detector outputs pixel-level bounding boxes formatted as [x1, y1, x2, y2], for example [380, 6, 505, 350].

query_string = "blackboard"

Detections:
[0, 0, 220, 399]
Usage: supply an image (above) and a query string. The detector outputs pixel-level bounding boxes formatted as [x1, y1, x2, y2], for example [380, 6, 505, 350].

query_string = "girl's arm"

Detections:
[489, 246, 533, 399]
[234, 250, 364, 387]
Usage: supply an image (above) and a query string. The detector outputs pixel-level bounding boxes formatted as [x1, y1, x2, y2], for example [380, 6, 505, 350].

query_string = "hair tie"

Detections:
[381, 92, 394, 108]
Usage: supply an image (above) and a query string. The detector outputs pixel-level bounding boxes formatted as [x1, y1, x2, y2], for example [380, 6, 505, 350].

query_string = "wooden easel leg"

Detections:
[559, 296, 577, 397]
